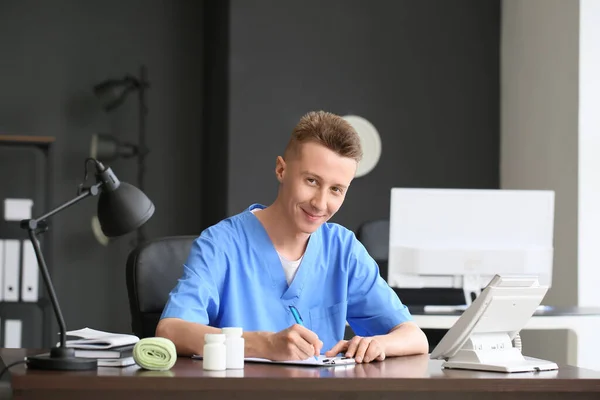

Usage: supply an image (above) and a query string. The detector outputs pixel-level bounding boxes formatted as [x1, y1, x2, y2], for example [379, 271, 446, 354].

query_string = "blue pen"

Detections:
[289, 305, 319, 361]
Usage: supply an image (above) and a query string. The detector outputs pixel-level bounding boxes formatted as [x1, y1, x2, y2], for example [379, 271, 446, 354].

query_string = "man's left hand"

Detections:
[325, 336, 385, 363]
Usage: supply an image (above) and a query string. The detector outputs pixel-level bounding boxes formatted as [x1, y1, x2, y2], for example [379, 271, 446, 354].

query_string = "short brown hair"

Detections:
[284, 111, 363, 162]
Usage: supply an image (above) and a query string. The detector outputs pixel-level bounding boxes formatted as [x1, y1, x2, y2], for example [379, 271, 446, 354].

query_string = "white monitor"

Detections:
[387, 188, 555, 304]
[430, 274, 558, 373]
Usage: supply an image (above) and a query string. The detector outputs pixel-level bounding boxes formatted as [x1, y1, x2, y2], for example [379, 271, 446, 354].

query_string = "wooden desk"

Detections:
[3, 349, 600, 400]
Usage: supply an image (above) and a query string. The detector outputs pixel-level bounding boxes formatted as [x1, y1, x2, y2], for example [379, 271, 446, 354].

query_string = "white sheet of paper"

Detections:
[62, 327, 139, 349]
[193, 354, 355, 367]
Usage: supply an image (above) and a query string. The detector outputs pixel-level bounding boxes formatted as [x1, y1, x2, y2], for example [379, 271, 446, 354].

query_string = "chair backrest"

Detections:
[356, 219, 464, 307]
[126, 235, 196, 338]
[356, 219, 390, 279]
[356, 219, 390, 260]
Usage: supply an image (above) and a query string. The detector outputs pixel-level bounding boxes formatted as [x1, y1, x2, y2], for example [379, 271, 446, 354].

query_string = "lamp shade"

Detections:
[90, 133, 138, 162]
[93, 78, 137, 111]
[96, 182, 155, 237]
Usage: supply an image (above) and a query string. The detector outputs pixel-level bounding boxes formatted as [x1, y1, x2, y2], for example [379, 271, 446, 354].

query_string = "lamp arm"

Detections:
[20, 182, 103, 349]
[32, 182, 103, 223]
[26, 228, 69, 348]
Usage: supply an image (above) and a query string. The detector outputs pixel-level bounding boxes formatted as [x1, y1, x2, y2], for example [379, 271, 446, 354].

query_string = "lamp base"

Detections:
[26, 347, 98, 371]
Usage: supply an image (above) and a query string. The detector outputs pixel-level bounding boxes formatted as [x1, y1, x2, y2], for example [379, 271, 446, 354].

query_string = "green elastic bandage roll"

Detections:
[133, 337, 177, 371]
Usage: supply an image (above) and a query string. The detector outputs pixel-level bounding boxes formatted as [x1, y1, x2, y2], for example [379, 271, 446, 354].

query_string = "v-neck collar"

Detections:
[244, 205, 321, 302]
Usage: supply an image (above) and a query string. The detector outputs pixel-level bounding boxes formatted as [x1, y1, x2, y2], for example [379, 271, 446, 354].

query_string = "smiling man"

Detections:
[157, 111, 428, 363]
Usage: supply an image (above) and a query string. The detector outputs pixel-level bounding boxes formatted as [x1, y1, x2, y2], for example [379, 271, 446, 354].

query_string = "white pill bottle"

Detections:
[203, 333, 227, 371]
[222, 327, 245, 369]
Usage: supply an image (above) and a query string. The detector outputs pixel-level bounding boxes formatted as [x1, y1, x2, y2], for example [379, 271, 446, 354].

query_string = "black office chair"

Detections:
[355, 219, 390, 279]
[126, 235, 196, 338]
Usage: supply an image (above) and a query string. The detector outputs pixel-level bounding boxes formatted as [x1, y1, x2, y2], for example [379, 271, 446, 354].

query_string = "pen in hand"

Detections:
[289, 305, 319, 361]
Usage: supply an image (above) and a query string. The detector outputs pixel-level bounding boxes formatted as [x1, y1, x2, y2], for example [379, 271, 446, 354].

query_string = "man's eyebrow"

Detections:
[301, 171, 348, 189]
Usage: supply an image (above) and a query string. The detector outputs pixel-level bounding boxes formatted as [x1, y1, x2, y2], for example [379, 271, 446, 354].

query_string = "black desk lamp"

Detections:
[21, 158, 155, 370]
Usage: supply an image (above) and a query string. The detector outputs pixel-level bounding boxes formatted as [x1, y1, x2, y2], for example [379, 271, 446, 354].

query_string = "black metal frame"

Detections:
[95, 65, 150, 246]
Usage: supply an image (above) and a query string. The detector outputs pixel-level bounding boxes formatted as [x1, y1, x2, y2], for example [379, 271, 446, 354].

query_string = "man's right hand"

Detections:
[265, 324, 323, 361]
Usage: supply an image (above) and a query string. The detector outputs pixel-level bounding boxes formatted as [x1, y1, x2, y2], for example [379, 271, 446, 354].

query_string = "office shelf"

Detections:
[0, 135, 55, 348]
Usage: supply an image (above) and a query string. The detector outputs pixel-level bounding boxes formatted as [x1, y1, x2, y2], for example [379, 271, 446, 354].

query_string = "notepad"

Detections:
[193, 354, 355, 367]
[62, 327, 139, 350]
[246, 355, 355, 367]
[97, 356, 137, 367]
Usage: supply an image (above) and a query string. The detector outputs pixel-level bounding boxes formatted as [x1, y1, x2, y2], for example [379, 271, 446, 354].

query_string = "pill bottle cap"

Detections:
[222, 327, 243, 336]
[204, 333, 226, 343]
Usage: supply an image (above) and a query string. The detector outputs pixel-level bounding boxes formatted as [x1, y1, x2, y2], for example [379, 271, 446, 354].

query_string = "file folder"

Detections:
[3, 198, 33, 221]
[3, 239, 20, 301]
[21, 239, 39, 302]
[4, 319, 22, 348]
[0, 239, 4, 302]
[1, 303, 43, 348]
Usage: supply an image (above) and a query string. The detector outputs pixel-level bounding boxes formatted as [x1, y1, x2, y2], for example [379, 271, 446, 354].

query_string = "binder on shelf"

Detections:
[3, 239, 20, 301]
[3, 198, 33, 221]
[4, 319, 22, 348]
[21, 239, 39, 302]
[1, 303, 44, 348]
[0, 239, 4, 302]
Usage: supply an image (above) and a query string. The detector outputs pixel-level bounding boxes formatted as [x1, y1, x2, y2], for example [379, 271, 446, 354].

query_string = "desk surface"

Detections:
[409, 305, 600, 316]
[4, 349, 600, 400]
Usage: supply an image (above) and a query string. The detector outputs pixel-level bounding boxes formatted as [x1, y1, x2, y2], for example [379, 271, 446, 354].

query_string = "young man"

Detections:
[157, 111, 428, 363]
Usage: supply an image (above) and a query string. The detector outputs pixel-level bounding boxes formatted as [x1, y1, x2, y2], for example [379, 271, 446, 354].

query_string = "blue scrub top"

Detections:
[161, 204, 413, 351]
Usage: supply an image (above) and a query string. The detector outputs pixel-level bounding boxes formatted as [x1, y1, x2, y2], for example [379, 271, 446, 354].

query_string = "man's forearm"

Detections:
[156, 318, 272, 358]
[374, 322, 429, 357]
[242, 331, 273, 358]
[156, 318, 221, 356]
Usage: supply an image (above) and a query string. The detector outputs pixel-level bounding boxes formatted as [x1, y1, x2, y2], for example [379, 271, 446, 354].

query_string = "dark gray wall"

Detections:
[227, 0, 500, 231]
[0, 0, 204, 337]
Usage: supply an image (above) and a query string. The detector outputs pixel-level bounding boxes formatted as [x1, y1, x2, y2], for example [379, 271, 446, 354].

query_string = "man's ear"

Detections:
[275, 156, 286, 183]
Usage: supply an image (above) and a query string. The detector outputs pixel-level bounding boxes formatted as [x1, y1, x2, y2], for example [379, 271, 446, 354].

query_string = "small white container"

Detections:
[222, 327, 245, 369]
[203, 333, 226, 371]
[4, 198, 33, 221]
